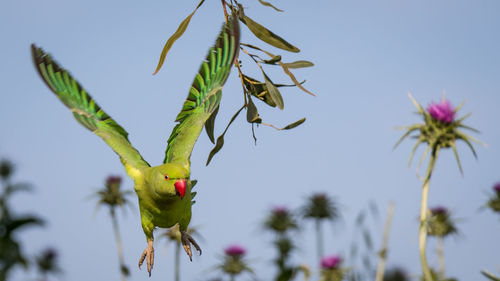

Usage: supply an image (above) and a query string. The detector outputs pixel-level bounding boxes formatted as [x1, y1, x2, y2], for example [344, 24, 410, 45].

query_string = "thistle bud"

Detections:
[320, 255, 341, 270]
[224, 244, 246, 257]
[427, 100, 455, 124]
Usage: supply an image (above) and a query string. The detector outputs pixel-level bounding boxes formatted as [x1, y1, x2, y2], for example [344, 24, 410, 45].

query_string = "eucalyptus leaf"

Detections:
[240, 43, 315, 96]
[206, 106, 245, 165]
[263, 71, 284, 109]
[246, 96, 262, 123]
[278, 62, 316, 96]
[284, 60, 314, 69]
[243, 75, 276, 107]
[263, 55, 282, 64]
[206, 135, 225, 166]
[240, 15, 300, 53]
[281, 118, 305, 130]
[258, 0, 284, 12]
[153, 0, 205, 75]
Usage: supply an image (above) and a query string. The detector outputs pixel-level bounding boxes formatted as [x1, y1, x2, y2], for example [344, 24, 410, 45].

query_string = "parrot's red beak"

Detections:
[174, 180, 186, 199]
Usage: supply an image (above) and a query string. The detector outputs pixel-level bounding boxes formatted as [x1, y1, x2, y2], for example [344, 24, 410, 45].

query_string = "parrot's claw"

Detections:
[181, 230, 202, 261]
[138, 239, 154, 276]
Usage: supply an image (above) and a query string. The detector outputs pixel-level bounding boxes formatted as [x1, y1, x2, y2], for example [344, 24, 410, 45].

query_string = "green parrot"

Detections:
[31, 15, 240, 276]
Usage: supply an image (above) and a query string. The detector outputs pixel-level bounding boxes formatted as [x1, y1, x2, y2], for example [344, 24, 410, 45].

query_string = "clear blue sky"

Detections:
[1, 0, 499, 280]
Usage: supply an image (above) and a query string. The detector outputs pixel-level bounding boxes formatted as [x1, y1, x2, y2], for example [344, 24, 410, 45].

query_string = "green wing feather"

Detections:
[164, 15, 240, 169]
[31, 44, 150, 178]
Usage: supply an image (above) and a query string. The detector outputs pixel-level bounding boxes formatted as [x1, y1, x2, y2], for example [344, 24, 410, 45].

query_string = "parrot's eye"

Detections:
[164, 175, 169, 180]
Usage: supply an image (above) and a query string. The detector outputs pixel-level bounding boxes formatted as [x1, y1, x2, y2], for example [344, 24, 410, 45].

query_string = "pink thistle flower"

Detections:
[106, 175, 122, 186]
[320, 255, 341, 269]
[224, 244, 246, 257]
[494, 182, 500, 193]
[427, 100, 455, 124]
[272, 206, 289, 215]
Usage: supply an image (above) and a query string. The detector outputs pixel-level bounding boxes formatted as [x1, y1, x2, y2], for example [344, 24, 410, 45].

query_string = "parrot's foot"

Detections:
[138, 239, 154, 276]
[181, 230, 202, 261]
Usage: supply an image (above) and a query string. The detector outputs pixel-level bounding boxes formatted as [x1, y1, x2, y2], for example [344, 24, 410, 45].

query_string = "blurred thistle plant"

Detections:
[300, 193, 339, 261]
[394, 93, 483, 281]
[162, 224, 202, 281]
[0, 158, 44, 281]
[383, 267, 410, 281]
[347, 202, 379, 281]
[0, 160, 13, 181]
[150, 0, 313, 165]
[486, 183, 500, 214]
[427, 207, 458, 238]
[264, 206, 298, 234]
[217, 244, 254, 281]
[35, 247, 60, 281]
[319, 255, 346, 281]
[91, 175, 134, 281]
[263, 206, 308, 281]
[426, 206, 458, 278]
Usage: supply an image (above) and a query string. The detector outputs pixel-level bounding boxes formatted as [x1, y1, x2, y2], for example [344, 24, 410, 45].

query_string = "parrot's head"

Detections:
[149, 164, 190, 199]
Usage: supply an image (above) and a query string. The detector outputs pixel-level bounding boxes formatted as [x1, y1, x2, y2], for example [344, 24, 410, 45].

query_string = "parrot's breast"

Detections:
[137, 185, 192, 231]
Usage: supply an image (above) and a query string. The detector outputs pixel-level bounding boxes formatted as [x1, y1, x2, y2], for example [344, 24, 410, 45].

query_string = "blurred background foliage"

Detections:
[5, 152, 498, 280]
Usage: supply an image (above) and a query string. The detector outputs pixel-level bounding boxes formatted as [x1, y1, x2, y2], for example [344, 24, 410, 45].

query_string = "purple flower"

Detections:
[427, 100, 455, 124]
[430, 206, 448, 215]
[224, 244, 246, 257]
[494, 182, 500, 193]
[272, 206, 289, 215]
[106, 175, 122, 186]
[321, 255, 341, 269]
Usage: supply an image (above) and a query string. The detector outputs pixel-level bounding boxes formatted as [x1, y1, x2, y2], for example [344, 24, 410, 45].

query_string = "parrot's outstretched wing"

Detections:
[31, 45, 150, 178]
[164, 15, 240, 169]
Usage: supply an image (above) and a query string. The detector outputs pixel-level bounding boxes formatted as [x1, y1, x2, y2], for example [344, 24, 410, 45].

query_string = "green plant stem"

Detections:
[316, 219, 323, 262]
[175, 242, 181, 281]
[375, 202, 395, 281]
[110, 209, 127, 281]
[437, 236, 445, 277]
[419, 146, 439, 281]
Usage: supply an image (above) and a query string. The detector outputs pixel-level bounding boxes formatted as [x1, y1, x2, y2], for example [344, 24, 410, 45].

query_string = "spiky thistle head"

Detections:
[301, 193, 339, 222]
[486, 182, 500, 213]
[36, 247, 60, 276]
[394, 92, 484, 175]
[218, 244, 253, 278]
[319, 255, 346, 281]
[263, 206, 298, 234]
[427, 206, 458, 238]
[0, 159, 13, 181]
[93, 175, 133, 212]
